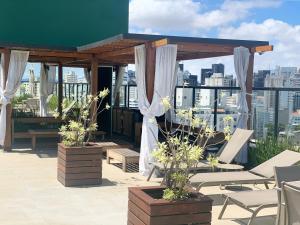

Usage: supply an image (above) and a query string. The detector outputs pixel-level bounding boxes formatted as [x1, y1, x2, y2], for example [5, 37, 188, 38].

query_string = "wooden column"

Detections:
[58, 64, 63, 116]
[145, 43, 156, 103]
[246, 52, 254, 129]
[3, 50, 11, 151]
[91, 57, 98, 122]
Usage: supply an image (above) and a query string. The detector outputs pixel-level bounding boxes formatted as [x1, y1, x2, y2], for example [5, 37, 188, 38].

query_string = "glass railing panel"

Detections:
[251, 90, 276, 139]
[216, 89, 241, 132]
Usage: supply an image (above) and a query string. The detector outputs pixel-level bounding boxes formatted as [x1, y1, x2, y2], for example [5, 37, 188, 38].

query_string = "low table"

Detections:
[28, 129, 59, 151]
[107, 148, 139, 172]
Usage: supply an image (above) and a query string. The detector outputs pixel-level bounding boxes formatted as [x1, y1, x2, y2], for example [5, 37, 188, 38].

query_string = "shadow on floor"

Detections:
[231, 215, 276, 225]
[70, 179, 118, 188]
[109, 163, 139, 173]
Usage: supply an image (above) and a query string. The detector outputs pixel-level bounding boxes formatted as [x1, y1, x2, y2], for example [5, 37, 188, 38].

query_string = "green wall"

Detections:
[0, 0, 129, 48]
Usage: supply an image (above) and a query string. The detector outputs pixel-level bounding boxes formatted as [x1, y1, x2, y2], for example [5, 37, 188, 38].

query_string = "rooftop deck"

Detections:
[0, 141, 276, 225]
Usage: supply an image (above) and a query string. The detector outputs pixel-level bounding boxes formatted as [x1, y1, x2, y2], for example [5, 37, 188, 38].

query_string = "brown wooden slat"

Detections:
[128, 211, 147, 225]
[57, 158, 101, 168]
[150, 212, 211, 225]
[128, 201, 150, 225]
[57, 164, 101, 173]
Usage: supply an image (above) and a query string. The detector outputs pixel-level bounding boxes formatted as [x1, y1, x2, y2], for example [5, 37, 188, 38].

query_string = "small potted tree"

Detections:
[57, 88, 110, 187]
[128, 97, 232, 225]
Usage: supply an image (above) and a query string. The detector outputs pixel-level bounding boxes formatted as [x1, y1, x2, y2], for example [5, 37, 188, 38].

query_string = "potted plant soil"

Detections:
[128, 97, 232, 225]
[57, 88, 110, 187]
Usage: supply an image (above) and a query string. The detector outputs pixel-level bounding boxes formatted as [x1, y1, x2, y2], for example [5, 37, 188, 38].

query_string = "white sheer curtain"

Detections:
[84, 68, 91, 94]
[234, 46, 250, 164]
[39, 64, 56, 116]
[135, 44, 178, 176]
[0, 50, 29, 145]
[113, 66, 126, 104]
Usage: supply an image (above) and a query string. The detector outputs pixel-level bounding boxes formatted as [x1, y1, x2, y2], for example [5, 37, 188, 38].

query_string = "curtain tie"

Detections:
[0, 95, 10, 106]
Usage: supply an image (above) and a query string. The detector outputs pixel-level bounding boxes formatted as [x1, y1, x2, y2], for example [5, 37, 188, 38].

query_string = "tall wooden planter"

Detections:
[128, 186, 213, 225]
[57, 143, 102, 187]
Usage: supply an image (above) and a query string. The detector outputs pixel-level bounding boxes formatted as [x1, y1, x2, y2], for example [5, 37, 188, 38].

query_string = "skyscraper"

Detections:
[200, 68, 212, 85]
[212, 63, 224, 75]
[254, 70, 270, 88]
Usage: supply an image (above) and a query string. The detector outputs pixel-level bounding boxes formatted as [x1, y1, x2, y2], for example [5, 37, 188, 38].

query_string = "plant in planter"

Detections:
[128, 97, 232, 225]
[57, 88, 110, 187]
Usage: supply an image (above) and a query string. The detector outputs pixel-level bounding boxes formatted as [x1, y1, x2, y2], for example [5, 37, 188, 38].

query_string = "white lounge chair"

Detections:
[147, 128, 253, 181]
[218, 165, 300, 225]
[190, 150, 300, 191]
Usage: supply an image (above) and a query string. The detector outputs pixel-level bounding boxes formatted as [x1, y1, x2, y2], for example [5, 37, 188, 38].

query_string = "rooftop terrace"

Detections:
[0, 141, 276, 225]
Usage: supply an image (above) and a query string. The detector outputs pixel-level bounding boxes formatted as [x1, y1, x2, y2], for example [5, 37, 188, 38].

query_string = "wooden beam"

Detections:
[29, 50, 92, 59]
[246, 52, 254, 129]
[145, 42, 156, 104]
[152, 38, 169, 48]
[251, 45, 273, 53]
[2, 49, 12, 151]
[58, 64, 63, 116]
[177, 43, 234, 54]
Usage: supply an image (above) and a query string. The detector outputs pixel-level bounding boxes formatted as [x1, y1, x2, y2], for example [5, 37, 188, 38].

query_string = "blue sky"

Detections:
[129, 0, 300, 75]
[25, 0, 300, 79]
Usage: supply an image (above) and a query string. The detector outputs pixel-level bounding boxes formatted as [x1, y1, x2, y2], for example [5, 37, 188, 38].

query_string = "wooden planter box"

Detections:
[128, 186, 212, 225]
[57, 143, 102, 187]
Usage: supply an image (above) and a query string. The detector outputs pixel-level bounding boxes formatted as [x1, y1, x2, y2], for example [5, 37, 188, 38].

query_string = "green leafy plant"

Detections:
[152, 97, 232, 201]
[249, 136, 299, 167]
[57, 88, 110, 147]
[48, 95, 58, 113]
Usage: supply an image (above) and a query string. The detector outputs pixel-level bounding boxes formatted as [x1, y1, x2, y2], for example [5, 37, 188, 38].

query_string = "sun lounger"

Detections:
[147, 128, 253, 181]
[218, 165, 300, 225]
[281, 181, 300, 225]
[190, 150, 300, 191]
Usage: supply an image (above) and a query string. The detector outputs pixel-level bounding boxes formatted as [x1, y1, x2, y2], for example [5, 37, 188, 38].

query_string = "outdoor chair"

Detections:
[218, 165, 300, 225]
[281, 181, 300, 225]
[189, 150, 300, 191]
[147, 128, 254, 181]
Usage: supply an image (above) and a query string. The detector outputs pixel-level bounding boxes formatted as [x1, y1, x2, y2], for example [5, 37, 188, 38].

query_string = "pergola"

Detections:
[0, 33, 273, 151]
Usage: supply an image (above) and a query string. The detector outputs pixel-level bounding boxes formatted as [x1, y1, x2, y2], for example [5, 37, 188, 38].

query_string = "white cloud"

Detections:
[219, 19, 300, 71]
[129, 0, 281, 34]
[129, 0, 202, 33]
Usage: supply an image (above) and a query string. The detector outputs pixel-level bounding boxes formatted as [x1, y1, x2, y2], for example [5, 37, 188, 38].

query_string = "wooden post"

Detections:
[145, 42, 156, 104]
[91, 57, 98, 123]
[3, 49, 11, 151]
[114, 66, 120, 107]
[58, 64, 63, 116]
[246, 52, 254, 129]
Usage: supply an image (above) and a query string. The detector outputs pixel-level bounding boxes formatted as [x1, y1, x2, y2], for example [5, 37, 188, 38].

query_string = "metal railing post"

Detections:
[274, 90, 279, 138]
[214, 88, 218, 131]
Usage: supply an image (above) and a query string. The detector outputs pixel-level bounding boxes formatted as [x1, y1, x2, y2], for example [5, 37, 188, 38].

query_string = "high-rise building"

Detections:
[176, 64, 185, 86]
[254, 70, 270, 88]
[212, 63, 224, 75]
[65, 71, 78, 83]
[224, 75, 235, 87]
[205, 73, 224, 86]
[186, 75, 198, 86]
[200, 68, 212, 85]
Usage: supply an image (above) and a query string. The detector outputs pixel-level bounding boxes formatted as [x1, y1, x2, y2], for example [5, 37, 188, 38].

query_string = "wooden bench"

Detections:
[96, 142, 133, 154]
[28, 129, 59, 151]
[107, 148, 139, 172]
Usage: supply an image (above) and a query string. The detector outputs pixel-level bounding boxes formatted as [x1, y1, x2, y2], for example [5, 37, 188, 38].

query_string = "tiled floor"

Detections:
[0, 142, 276, 225]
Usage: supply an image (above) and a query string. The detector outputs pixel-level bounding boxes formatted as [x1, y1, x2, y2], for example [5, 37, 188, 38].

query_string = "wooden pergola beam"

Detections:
[251, 45, 273, 53]
[152, 38, 169, 48]
[29, 50, 93, 59]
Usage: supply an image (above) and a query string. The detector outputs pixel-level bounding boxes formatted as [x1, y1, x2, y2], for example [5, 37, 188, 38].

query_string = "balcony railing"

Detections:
[116, 84, 300, 139]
